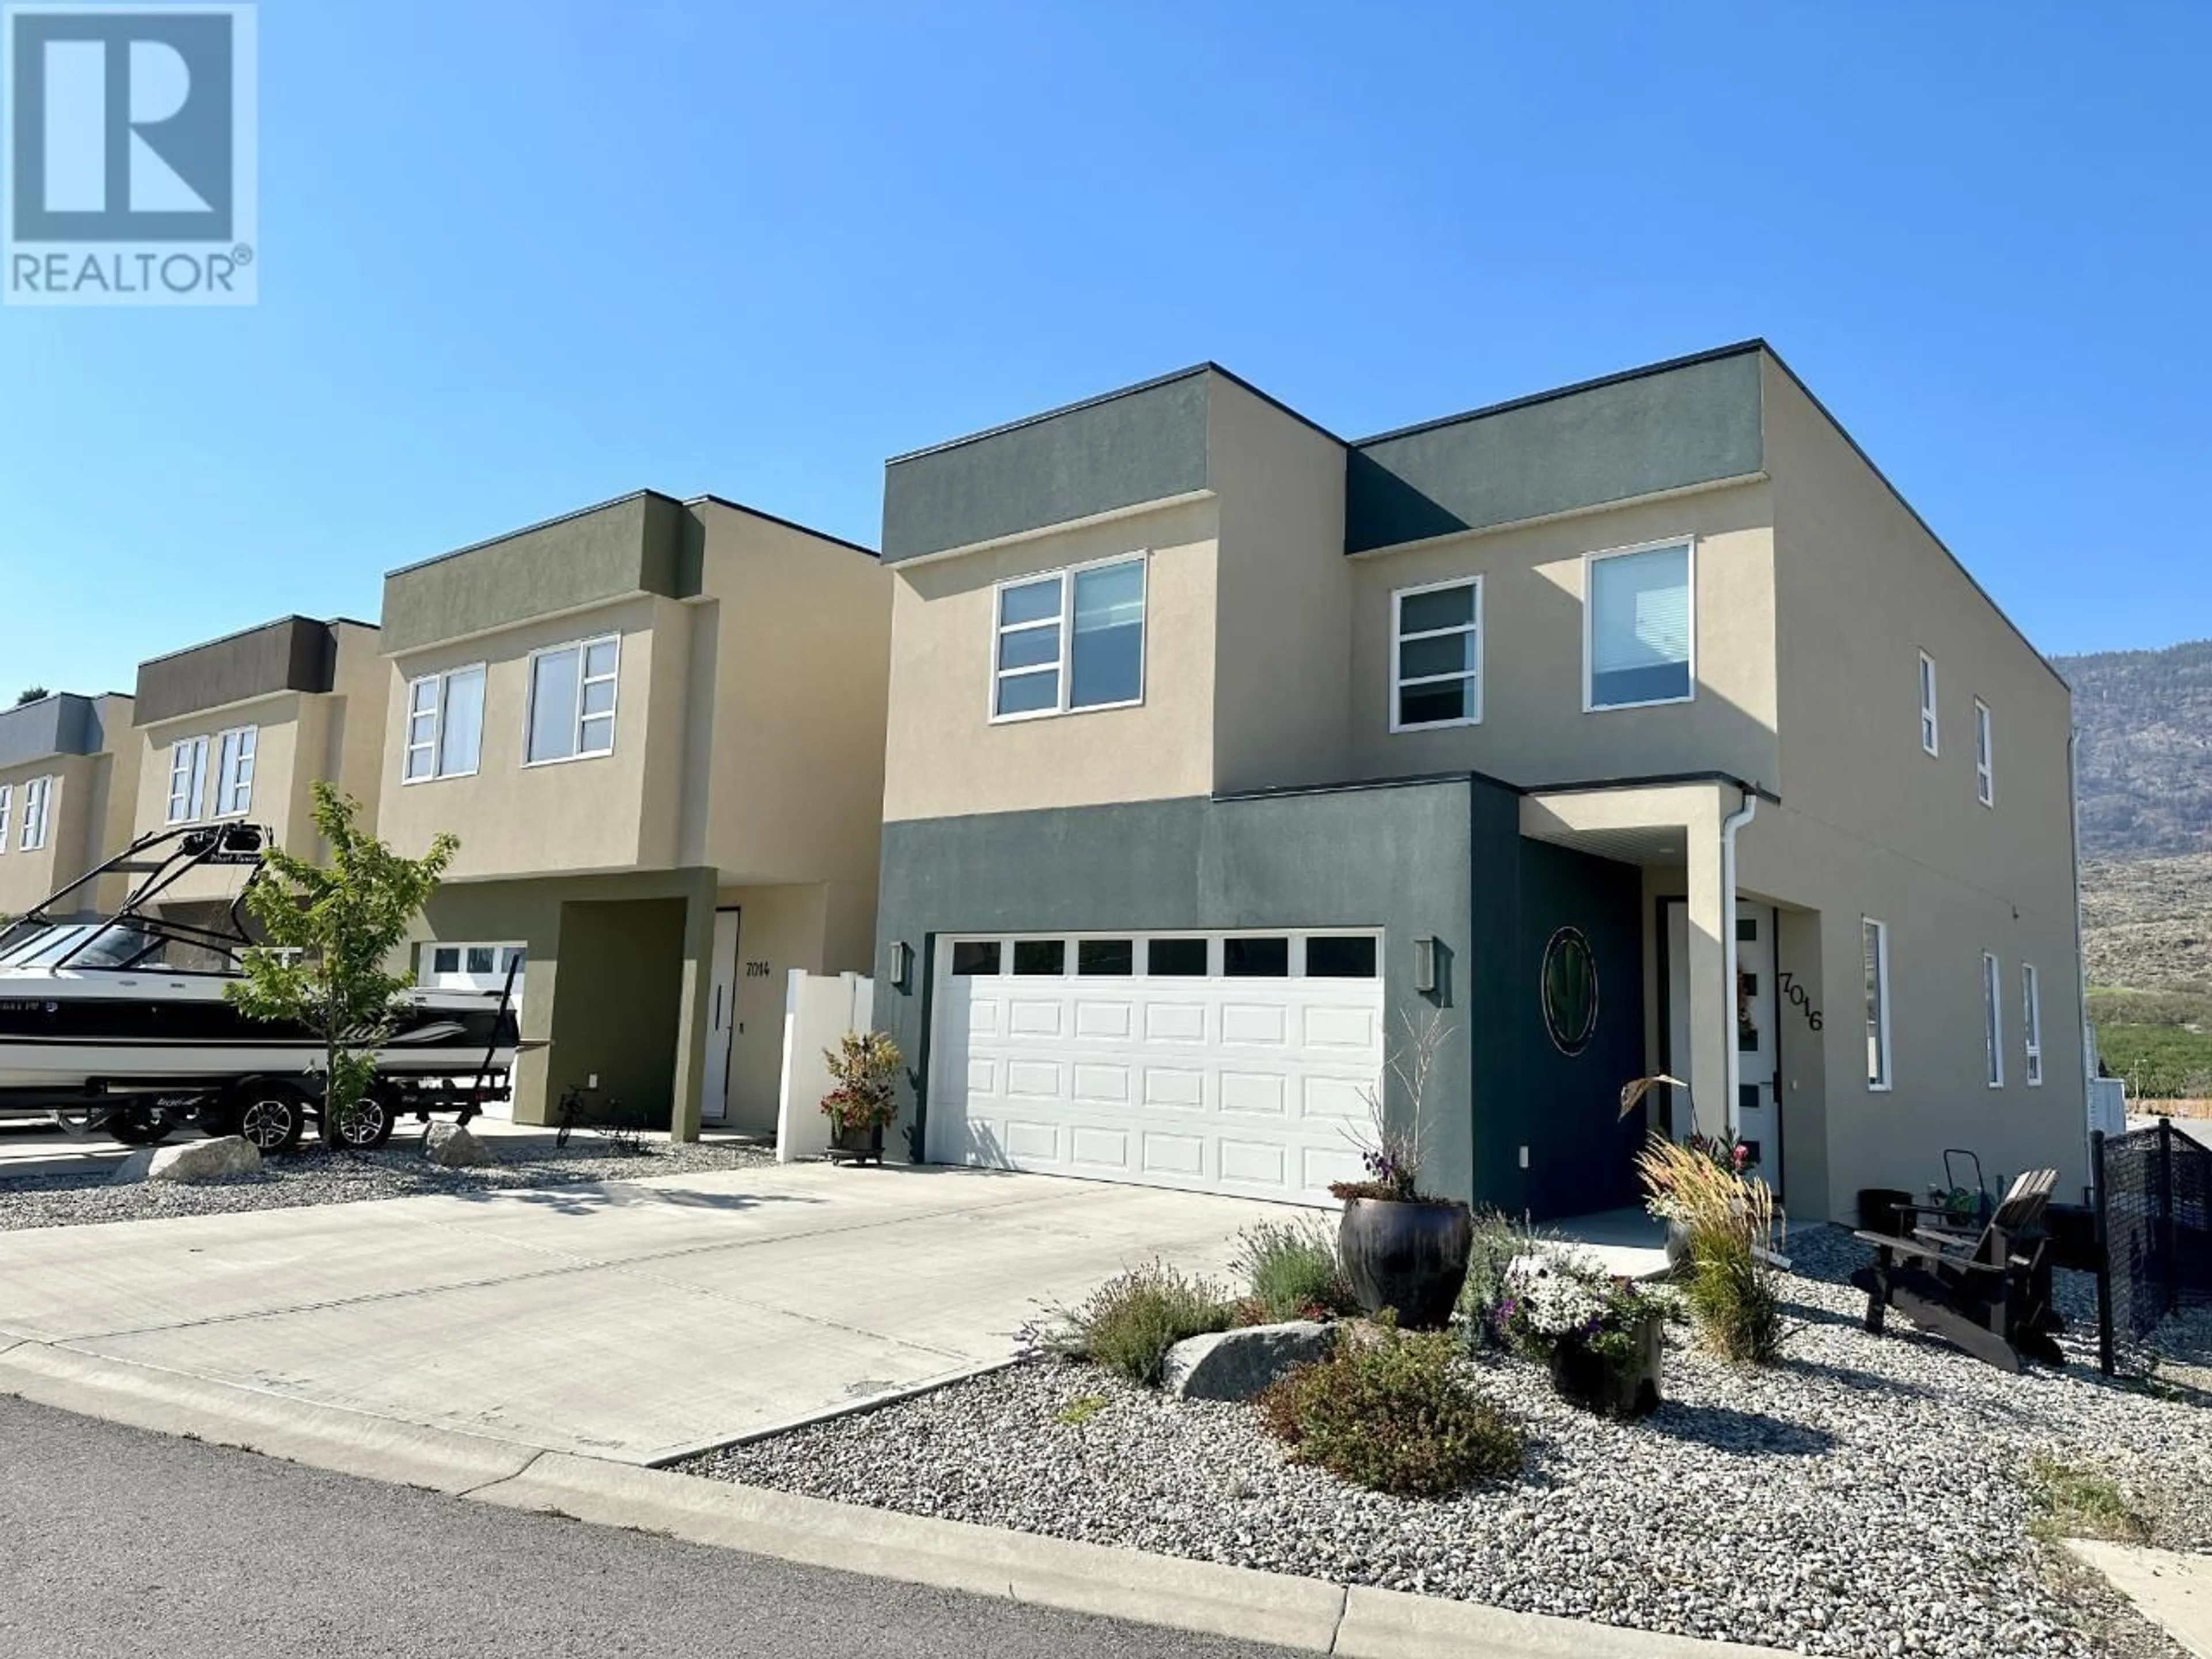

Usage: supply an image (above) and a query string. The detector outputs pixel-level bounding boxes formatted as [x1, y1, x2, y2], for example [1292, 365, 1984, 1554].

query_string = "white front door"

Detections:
[700, 909, 741, 1125]
[928, 931, 1381, 1204]
[1663, 900, 1781, 1188]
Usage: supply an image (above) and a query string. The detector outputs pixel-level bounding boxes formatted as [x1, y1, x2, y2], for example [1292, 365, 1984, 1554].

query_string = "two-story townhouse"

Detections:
[127, 616, 387, 944]
[375, 490, 888, 1137]
[869, 343, 2086, 1224]
[0, 691, 139, 921]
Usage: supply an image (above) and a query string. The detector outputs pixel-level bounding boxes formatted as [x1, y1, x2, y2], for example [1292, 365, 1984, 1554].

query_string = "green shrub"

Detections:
[1455, 1207, 1535, 1347]
[1231, 1217, 1356, 1322]
[1638, 1135, 1786, 1364]
[1067, 1262, 1232, 1387]
[1257, 1325, 1522, 1496]
[1680, 1230, 1783, 1363]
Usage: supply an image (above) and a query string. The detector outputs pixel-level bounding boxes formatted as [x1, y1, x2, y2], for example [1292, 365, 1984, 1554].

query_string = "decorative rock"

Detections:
[109, 1135, 261, 1185]
[421, 1123, 499, 1168]
[1161, 1320, 1336, 1402]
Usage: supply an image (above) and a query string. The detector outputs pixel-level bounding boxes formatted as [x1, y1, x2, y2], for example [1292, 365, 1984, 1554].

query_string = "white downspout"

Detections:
[1719, 788, 1759, 1143]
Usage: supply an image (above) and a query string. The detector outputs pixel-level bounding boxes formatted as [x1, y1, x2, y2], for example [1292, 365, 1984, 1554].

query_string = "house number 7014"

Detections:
[1776, 971, 1823, 1032]
[744, 961, 771, 978]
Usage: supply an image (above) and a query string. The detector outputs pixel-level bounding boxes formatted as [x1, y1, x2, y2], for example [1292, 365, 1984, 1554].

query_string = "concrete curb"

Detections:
[3, 1340, 1778, 1658]
[2066, 1540, 2212, 1659]
[0, 1343, 538, 1495]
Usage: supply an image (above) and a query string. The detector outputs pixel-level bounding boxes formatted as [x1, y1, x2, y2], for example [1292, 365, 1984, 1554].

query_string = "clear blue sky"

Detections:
[3, 2, 2207, 699]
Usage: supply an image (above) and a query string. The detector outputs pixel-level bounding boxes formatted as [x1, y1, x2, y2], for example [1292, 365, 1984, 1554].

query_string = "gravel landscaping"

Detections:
[0, 1131, 775, 1231]
[693, 1226, 2209, 1659]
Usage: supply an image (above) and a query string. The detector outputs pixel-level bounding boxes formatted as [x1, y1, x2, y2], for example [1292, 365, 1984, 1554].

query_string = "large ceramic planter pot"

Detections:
[1338, 1197, 1473, 1329]
[1546, 1310, 1664, 1418]
[827, 1119, 886, 1165]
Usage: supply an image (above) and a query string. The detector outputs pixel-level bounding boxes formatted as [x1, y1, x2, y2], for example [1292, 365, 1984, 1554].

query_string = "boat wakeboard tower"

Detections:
[0, 821, 521, 1154]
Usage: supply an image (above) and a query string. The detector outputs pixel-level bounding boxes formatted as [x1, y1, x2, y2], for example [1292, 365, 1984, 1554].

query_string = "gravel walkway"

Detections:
[694, 1228, 2208, 1659]
[0, 1135, 776, 1231]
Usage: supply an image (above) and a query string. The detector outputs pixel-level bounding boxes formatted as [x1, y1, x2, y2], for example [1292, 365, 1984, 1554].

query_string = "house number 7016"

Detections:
[1776, 971, 1823, 1032]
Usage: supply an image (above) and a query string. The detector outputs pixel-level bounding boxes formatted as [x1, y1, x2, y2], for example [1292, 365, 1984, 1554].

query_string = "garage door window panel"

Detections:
[1078, 939, 1135, 976]
[1013, 939, 1066, 976]
[1304, 935, 1378, 978]
[1224, 937, 1290, 977]
[1145, 937, 1209, 976]
[951, 940, 1001, 976]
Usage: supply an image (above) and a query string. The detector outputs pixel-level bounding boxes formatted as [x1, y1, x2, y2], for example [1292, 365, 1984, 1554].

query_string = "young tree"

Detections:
[15, 685, 50, 706]
[224, 783, 458, 1146]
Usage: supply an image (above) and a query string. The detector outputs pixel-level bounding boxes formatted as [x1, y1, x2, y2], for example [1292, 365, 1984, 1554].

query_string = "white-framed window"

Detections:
[213, 725, 257, 817]
[1919, 651, 1940, 756]
[525, 636, 619, 765]
[990, 555, 1147, 721]
[19, 775, 51, 851]
[403, 664, 486, 783]
[166, 735, 210, 824]
[1863, 916, 1892, 1091]
[1982, 950, 2004, 1088]
[1390, 577, 1482, 731]
[2021, 963, 2044, 1087]
[1974, 699, 1993, 806]
[0, 783, 11, 854]
[1585, 539, 1694, 711]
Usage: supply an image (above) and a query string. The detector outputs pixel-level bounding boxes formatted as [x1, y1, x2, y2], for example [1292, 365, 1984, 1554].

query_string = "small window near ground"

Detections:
[1224, 936, 1290, 978]
[2021, 962, 2043, 1087]
[1863, 918, 1892, 1090]
[1975, 699, 1994, 806]
[1077, 939, 1134, 976]
[1012, 939, 1066, 976]
[1982, 951, 2004, 1088]
[1586, 541, 1692, 709]
[1391, 579, 1480, 731]
[1304, 935, 1377, 978]
[1145, 937, 1208, 976]
[1919, 652, 1940, 756]
[950, 941, 1001, 976]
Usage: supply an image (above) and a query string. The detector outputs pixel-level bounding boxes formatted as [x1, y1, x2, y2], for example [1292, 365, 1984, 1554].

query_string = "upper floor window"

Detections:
[1863, 916, 1892, 1091]
[1918, 652, 1940, 755]
[2021, 962, 2043, 1087]
[166, 735, 210, 824]
[404, 664, 486, 783]
[214, 726, 256, 817]
[525, 637, 618, 765]
[991, 555, 1146, 721]
[1391, 577, 1482, 731]
[1981, 950, 2004, 1088]
[0, 783, 10, 854]
[1585, 540, 1692, 710]
[1974, 699, 1993, 806]
[19, 775, 51, 851]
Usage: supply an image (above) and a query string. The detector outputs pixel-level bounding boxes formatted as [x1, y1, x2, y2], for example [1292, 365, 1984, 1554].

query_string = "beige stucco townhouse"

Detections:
[0, 691, 139, 923]
[374, 491, 888, 1137]
[867, 343, 2087, 1225]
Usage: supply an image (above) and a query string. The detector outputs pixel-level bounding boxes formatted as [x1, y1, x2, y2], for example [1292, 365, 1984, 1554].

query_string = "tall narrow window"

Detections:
[166, 736, 209, 823]
[2021, 963, 2044, 1087]
[1391, 578, 1482, 730]
[403, 664, 485, 783]
[214, 726, 257, 817]
[1982, 951, 2004, 1087]
[525, 638, 619, 764]
[991, 556, 1146, 719]
[0, 783, 11, 854]
[1863, 917, 1892, 1090]
[1974, 699, 1993, 806]
[19, 776, 51, 851]
[1919, 652, 1940, 755]
[1586, 541, 1693, 710]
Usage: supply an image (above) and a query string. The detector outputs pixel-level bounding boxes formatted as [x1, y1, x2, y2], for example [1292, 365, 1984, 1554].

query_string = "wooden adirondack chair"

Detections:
[1849, 1168, 2065, 1373]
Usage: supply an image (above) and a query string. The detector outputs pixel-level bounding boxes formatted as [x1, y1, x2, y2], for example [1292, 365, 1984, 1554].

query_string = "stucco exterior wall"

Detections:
[1343, 480, 1781, 792]
[130, 690, 308, 908]
[879, 495, 1221, 822]
[0, 753, 101, 918]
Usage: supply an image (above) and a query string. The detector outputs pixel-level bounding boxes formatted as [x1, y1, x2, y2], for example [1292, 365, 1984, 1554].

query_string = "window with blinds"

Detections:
[1586, 541, 1692, 710]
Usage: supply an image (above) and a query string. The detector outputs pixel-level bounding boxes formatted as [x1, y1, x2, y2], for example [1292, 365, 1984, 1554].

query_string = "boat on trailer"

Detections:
[0, 822, 520, 1151]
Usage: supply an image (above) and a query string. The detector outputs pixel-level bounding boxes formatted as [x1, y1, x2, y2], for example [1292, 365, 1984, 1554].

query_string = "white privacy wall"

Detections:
[775, 969, 876, 1162]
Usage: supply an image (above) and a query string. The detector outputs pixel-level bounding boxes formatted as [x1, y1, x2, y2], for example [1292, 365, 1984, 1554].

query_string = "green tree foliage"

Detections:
[14, 686, 50, 706]
[222, 783, 457, 1145]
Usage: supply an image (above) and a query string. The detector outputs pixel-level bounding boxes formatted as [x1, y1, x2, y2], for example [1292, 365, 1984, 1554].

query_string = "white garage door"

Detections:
[927, 931, 1383, 1203]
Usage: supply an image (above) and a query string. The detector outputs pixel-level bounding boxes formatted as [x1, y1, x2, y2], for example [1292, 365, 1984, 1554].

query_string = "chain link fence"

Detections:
[2092, 1119, 2212, 1374]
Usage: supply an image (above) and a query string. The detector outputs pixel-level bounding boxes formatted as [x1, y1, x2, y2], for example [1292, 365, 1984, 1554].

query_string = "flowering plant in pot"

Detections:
[819, 1030, 902, 1164]
[1330, 1010, 1471, 1330]
[1494, 1249, 1668, 1418]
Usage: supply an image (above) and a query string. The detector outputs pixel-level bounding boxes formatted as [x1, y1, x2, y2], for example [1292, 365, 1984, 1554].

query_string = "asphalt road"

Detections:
[0, 1397, 1295, 1659]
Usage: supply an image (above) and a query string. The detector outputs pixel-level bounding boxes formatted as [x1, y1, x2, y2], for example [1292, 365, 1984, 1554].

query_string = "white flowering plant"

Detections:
[1493, 1250, 1671, 1366]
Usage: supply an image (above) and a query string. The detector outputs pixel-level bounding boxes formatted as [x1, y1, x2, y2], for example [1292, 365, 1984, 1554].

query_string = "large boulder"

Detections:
[1162, 1320, 1337, 1402]
[110, 1136, 261, 1185]
[422, 1122, 499, 1168]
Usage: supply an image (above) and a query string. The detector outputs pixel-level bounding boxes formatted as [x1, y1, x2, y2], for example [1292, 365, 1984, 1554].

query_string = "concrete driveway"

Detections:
[0, 1162, 1287, 1464]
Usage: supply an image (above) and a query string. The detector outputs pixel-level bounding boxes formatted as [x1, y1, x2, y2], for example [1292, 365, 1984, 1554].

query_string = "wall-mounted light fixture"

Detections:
[1412, 935, 1437, 995]
[887, 940, 914, 994]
